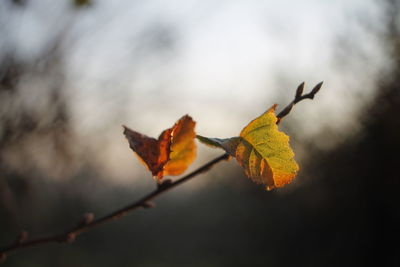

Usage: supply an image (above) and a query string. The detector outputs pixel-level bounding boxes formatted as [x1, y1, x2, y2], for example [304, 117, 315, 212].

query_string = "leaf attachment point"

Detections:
[295, 82, 305, 100]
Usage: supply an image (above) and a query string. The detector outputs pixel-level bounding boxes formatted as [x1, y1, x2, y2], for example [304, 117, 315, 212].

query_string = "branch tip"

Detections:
[277, 81, 323, 122]
[295, 82, 305, 100]
[310, 81, 323, 96]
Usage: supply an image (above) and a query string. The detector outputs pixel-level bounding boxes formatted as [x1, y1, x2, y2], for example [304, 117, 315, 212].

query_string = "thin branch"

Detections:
[0, 81, 323, 263]
[0, 153, 230, 262]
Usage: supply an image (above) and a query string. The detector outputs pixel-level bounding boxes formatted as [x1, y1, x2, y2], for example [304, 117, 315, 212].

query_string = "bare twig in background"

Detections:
[0, 82, 322, 263]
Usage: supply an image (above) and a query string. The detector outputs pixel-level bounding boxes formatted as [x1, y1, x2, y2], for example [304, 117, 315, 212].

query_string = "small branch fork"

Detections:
[0, 82, 322, 263]
[276, 81, 323, 124]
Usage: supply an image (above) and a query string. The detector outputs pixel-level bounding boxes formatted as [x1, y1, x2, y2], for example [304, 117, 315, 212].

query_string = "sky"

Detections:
[0, 0, 388, 182]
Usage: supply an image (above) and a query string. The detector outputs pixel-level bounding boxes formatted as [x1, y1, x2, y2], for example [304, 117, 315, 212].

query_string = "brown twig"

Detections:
[0, 153, 230, 262]
[0, 82, 322, 263]
[277, 81, 323, 124]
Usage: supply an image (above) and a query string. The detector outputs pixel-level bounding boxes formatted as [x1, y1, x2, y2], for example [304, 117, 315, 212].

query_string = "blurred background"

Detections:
[0, 0, 399, 266]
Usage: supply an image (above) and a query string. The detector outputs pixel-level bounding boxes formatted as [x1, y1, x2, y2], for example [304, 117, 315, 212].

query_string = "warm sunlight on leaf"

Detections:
[123, 115, 196, 180]
[237, 105, 299, 190]
[164, 115, 197, 176]
[123, 127, 172, 180]
[197, 105, 299, 190]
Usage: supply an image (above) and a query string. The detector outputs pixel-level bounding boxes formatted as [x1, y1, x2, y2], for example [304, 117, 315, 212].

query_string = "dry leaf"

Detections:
[124, 115, 196, 180]
[164, 116, 197, 176]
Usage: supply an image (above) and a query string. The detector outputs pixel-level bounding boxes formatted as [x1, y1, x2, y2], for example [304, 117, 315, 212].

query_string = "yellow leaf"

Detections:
[237, 105, 299, 190]
[197, 105, 299, 190]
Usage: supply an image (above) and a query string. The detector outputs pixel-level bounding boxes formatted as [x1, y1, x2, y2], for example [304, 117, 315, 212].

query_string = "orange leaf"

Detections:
[164, 115, 197, 176]
[123, 115, 196, 180]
